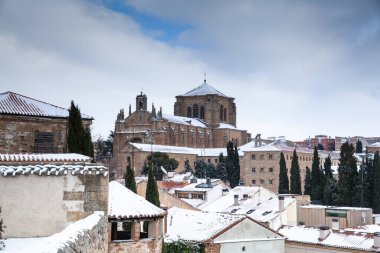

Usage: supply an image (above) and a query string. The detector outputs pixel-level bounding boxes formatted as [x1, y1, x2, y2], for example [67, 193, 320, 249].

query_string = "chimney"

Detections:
[222, 188, 229, 196]
[374, 232, 380, 248]
[243, 194, 249, 200]
[319, 226, 330, 241]
[331, 218, 339, 229]
[234, 194, 239, 206]
[278, 196, 284, 211]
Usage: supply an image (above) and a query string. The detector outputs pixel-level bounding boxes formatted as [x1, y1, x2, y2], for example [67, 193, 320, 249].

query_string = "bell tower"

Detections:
[136, 92, 147, 111]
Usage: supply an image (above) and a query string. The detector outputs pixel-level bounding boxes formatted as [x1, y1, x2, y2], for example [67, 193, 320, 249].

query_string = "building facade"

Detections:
[113, 81, 251, 179]
[0, 91, 92, 154]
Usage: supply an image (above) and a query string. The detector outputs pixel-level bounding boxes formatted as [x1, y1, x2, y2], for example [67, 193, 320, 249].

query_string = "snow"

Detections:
[279, 226, 376, 251]
[2, 211, 104, 253]
[166, 207, 244, 243]
[108, 181, 165, 219]
[0, 91, 92, 119]
[181, 83, 226, 97]
[300, 205, 371, 211]
[239, 139, 313, 153]
[162, 114, 206, 128]
[217, 123, 237, 129]
[0, 164, 108, 177]
[368, 142, 380, 147]
[0, 153, 91, 163]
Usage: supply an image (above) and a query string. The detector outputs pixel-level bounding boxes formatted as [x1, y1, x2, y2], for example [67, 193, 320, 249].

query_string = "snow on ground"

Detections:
[108, 181, 165, 219]
[2, 211, 104, 253]
[166, 207, 244, 243]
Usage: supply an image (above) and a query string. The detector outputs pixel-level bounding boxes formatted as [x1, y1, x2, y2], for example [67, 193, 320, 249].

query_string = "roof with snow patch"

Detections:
[0, 153, 91, 163]
[108, 181, 165, 220]
[180, 82, 227, 97]
[0, 91, 92, 119]
[162, 114, 206, 128]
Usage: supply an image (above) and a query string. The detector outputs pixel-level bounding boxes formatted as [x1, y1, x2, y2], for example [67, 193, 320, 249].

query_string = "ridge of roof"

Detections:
[181, 82, 227, 97]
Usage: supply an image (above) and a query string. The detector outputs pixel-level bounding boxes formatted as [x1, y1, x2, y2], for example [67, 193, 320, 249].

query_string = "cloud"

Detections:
[1, 0, 380, 140]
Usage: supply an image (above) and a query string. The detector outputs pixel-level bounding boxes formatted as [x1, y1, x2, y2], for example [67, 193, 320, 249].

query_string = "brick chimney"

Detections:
[234, 194, 239, 206]
[278, 196, 284, 211]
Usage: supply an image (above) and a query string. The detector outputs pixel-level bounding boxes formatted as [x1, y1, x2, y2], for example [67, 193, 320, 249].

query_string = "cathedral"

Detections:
[113, 80, 251, 177]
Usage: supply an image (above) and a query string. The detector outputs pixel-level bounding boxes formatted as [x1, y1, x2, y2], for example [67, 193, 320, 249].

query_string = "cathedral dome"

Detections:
[182, 82, 226, 97]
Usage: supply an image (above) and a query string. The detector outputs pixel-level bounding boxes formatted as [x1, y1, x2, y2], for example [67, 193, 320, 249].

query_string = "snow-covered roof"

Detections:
[367, 142, 380, 148]
[203, 186, 295, 223]
[3, 211, 104, 253]
[166, 207, 244, 243]
[216, 123, 237, 130]
[0, 164, 108, 177]
[0, 91, 92, 119]
[181, 82, 227, 97]
[175, 179, 221, 193]
[279, 226, 378, 252]
[239, 139, 313, 153]
[108, 181, 165, 220]
[299, 205, 371, 211]
[162, 114, 206, 128]
[0, 153, 91, 163]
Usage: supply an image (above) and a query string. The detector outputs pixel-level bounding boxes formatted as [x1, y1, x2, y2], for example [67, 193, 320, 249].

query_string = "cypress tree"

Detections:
[323, 177, 338, 206]
[216, 153, 228, 182]
[311, 146, 322, 201]
[356, 140, 363, 153]
[373, 152, 380, 213]
[337, 142, 358, 206]
[226, 141, 235, 187]
[231, 145, 241, 187]
[68, 101, 85, 154]
[304, 166, 312, 196]
[363, 154, 374, 208]
[84, 127, 94, 159]
[146, 166, 160, 207]
[323, 155, 333, 180]
[125, 165, 136, 193]
[278, 152, 289, 194]
[290, 149, 302, 194]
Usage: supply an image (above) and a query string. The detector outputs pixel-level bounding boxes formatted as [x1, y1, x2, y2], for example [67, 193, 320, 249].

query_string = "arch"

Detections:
[187, 106, 192, 117]
[193, 104, 199, 118]
[200, 106, 205, 119]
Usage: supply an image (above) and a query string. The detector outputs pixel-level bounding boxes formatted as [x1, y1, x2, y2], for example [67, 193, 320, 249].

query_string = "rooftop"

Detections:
[162, 114, 206, 128]
[0, 91, 92, 119]
[108, 181, 165, 220]
[181, 82, 227, 97]
[0, 153, 91, 163]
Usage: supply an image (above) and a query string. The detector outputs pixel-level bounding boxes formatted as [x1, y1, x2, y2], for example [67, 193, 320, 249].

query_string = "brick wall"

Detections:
[109, 238, 163, 253]
[205, 243, 221, 253]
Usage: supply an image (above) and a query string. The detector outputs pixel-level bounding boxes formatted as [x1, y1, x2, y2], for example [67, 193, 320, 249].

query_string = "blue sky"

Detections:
[1, 0, 380, 140]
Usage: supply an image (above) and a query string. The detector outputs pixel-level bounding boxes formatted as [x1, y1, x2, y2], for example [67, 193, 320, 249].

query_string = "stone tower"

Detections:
[136, 92, 147, 111]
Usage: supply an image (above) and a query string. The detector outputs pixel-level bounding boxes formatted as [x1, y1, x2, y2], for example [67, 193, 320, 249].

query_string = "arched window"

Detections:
[187, 107, 192, 117]
[193, 104, 199, 118]
[220, 105, 224, 121]
[224, 108, 227, 121]
[200, 106, 205, 119]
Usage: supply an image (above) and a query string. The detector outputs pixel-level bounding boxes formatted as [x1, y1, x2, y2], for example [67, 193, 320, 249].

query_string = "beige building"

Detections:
[113, 81, 251, 179]
[0, 91, 92, 154]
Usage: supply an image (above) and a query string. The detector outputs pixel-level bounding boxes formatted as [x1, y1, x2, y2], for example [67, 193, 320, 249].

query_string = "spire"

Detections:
[129, 104, 131, 115]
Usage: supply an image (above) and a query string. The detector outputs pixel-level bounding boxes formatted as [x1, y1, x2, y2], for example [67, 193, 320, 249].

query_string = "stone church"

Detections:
[113, 80, 251, 178]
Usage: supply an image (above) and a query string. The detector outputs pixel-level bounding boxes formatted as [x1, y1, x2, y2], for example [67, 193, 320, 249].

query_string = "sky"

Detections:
[1, 0, 380, 141]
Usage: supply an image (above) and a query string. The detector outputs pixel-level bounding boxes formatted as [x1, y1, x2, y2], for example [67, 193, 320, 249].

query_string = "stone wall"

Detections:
[0, 172, 108, 238]
[204, 243, 221, 253]
[109, 238, 163, 253]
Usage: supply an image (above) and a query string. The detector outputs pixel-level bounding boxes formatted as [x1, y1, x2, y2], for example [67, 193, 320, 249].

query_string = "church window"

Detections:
[220, 105, 224, 121]
[224, 108, 227, 121]
[187, 107, 192, 117]
[200, 106, 205, 119]
[193, 104, 199, 118]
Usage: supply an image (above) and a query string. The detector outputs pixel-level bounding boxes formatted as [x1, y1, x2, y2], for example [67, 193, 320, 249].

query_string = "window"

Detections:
[269, 180, 273, 184]
[223, 108, 227, 121]
[111, 222, 132, 241]
[192, 193, 204, 199]
[252, 180, 256, 185]
[193, 104, 199, 118]
[208, 159, 211, 163]
[187, 107, 192, 117]
[260, 179, 264, 184]
[268, 154, 273, 160]
[177, 193, 189, 199]
[260, 168, 265, 173]
[252, 155, 256, 160]
[252, 168, 256, 173]
[220, 105, 224, 120]
[215, 159, 218, 163]
[287, 155, 289, 160]
[246, 209, 255, 214]
[200, 106, 205, 119]
[34, 131, 55, 153]
[269, 168, 273, 173]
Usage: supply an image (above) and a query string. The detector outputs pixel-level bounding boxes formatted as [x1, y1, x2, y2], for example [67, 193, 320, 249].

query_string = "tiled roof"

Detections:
[181, 82, 227, 97]
[279, 226, 378, 252]
[0, 153, 91, 163]
[0, 91, 92, 119]
[108, 181, 165, 219]
[0, 164, 108, 177]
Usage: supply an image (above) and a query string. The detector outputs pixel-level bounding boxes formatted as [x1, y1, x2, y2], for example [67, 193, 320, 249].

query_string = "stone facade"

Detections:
[109, 238, 162, 253]
[113, 82, 251, 179]
[0, 167, 108, 238]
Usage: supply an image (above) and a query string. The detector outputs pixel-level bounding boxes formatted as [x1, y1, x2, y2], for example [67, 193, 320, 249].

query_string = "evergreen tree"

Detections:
[142, 152, 179, 177]
[304, 166, 312, 196]
[216, 153, 228, 182]
[205, 162, 217, 178]
[84, 127, 94, 158]
[145, 166, 160, 207]
[226, 141, 235, 186]
[278, 152, 289, 194]
[311, 146, 322, 201]
[68, 101, 85, 154]
[337, 142, 358, 206]
[351, 171, 364, 207]
[323, 177, 338, 205]
[231, 145, 241, 187]
[373, 152, 380, 213]
[363, 154, 374, 208]
[184, 159, 193, 173]
[290, 149, 302, 194]
[194, 160, 207, 178]
[323, 155, 333, 180]
[125, 164, 137, 193]
[356, 140, 363, 153]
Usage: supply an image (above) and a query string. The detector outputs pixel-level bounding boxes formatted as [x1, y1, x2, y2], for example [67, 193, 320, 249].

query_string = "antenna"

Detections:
[204, 72, 207, 83]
